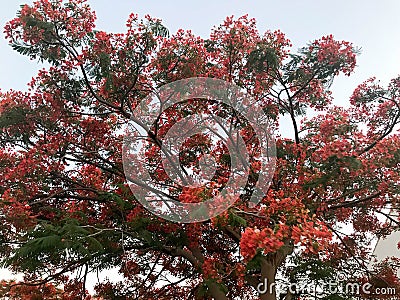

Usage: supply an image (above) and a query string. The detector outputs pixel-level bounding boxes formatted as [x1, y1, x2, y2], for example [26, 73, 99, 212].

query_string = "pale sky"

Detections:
[0, 0, 399, 290]
[1, 0, 400, 100]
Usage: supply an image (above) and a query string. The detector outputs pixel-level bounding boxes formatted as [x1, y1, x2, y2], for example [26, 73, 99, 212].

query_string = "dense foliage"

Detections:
[0, 1, 399, 299]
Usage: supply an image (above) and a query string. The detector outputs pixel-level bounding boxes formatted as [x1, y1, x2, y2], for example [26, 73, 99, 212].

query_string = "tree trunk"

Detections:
[209, 281, 228, 300]
[259, 257, 277, 300]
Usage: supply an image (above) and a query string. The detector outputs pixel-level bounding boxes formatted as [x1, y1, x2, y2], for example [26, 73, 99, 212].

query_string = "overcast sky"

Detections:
[0, 0, 399, 288]
[1, 0, 400, 101]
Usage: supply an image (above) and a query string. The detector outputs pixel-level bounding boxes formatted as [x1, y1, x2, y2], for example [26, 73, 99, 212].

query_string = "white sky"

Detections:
[0, 0, 399, 290]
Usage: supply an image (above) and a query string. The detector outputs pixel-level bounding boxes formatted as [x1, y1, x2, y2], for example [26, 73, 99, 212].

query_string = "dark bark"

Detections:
[259, 257, 277, 300]
[209, 282, 228, 300]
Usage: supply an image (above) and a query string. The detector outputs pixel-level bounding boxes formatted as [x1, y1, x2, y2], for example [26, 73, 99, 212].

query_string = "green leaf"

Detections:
[0, 106, 29, 128]
[228, 211, 247, 227]
[148, 20, 170, 38]
[247, 45, 278, 72]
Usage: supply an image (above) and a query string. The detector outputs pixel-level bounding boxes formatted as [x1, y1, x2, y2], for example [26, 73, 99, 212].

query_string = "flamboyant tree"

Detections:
[0, 1, 399, 299]
[0, 279, 65, 299]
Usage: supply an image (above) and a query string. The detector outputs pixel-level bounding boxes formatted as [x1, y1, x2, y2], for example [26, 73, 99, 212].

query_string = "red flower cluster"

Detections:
[240, 227, 284, 261]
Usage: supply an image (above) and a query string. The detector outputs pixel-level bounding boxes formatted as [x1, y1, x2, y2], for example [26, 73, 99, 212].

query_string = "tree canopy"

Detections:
[0, 0, 399, 299]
